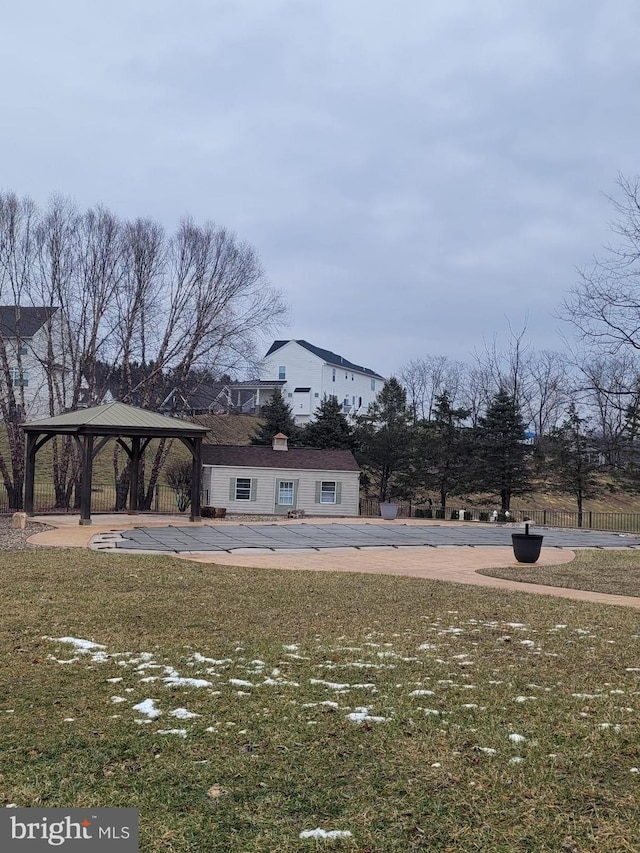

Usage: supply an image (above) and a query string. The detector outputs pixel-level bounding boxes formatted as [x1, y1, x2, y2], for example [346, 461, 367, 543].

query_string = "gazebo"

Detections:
[21, 402, 209, 524]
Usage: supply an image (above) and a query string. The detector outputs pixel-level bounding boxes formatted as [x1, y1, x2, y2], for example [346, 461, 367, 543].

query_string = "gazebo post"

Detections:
[190, 436, 202, 522]
[128, 437, 141, 515]
[24, 432, 38, 516]
[79, 434, 94, 525]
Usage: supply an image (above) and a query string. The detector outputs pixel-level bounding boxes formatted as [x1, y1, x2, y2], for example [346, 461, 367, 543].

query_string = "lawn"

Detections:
[479, 548, 640, 598]
[2, 549, 640, 852]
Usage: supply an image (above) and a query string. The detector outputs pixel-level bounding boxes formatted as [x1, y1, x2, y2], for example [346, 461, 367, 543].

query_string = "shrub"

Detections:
[415, 507, 433, 518]
[165, 460, 192, 512]
[464, 510, 472, 521]
[479, 511, 490, 522]
[435, 508, 446, 520]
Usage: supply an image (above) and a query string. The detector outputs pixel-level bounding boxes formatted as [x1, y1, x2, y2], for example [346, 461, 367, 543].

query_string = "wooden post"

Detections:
[24, 432, 37, 516]
[79, 434, 94, 525]
[190, 436, 202, 522]
[128, 436, 141, 514]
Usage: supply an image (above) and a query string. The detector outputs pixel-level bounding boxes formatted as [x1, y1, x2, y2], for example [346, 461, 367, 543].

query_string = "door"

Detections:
[275, 478, 298, 513]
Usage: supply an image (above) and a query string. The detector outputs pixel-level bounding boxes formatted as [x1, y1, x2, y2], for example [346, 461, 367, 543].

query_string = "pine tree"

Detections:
[546, 404, 601, 526]
[472, 388, 531, 511]
[299, 395, 354, 449]
[416, 391, 471, 509]
[354, 378, 415, 502]
[250, 389, 298, 445]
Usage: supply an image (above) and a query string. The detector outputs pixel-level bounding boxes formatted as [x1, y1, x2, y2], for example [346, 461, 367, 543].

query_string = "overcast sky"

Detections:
[2, 0, 639, 378]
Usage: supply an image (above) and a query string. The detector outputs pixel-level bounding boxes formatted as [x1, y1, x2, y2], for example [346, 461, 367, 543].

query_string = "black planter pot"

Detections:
[511, 533, 544, 564]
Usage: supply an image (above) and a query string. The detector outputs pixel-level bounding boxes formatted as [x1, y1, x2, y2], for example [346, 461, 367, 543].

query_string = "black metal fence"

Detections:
[358, 498, 640, 533]
[0, 483, 183, 515]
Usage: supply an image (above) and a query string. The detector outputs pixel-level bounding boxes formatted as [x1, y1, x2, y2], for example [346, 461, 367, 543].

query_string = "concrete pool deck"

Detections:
[26, 514, 640, 610]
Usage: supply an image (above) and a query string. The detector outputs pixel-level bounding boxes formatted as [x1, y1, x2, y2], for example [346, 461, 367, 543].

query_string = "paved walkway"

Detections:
[26, 514, 640, 610]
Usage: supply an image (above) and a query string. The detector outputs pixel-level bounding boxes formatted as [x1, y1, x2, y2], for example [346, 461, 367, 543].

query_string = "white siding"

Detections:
[203, 464, 360, 517]
[1, 314, 67, 419]
[320, 363, 379, 418]
[260, 341, 383, 424]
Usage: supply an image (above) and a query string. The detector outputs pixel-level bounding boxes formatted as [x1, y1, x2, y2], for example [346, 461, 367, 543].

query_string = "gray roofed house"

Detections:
[257, 339, 385, 425]
[202, 434, 361, 517]
[0, 305, 63, 420]
[264, 340, 385, 380]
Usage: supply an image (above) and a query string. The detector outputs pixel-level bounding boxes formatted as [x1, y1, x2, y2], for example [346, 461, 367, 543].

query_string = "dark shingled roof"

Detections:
[265, 340, 384, 380]
[201, 444, 360, 472]
[0, 306, 58, 338]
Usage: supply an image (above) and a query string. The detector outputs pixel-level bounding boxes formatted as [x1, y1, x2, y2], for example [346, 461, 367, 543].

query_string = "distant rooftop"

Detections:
[0, 305, 58, 338]
[265, 340, 384, 380]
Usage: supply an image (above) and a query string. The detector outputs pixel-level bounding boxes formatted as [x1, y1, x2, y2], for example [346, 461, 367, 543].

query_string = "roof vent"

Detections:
[272, 433, 288, 451]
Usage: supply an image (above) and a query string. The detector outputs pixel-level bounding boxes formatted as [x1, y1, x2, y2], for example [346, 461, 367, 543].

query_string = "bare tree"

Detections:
[525, 349, 573, 439]
[0, 192, 287, 509]
[572, 351, 640, 466]
[0, 194, 39, 506]
[399, 356, 464, 422]
[564, 175, 640, 354]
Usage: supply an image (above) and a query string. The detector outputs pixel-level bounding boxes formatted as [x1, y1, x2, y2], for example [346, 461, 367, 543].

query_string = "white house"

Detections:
[201, 434, 361, 516]
[254, 340, 385, 424]
[0, 305, 63, 420]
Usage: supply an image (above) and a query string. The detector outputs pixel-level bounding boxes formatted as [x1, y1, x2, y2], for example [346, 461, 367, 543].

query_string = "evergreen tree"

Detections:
[250, 389, 298, 445]
[299, 395, 354, 449]
[472, 388, 531, 511]
[416, 391, 471, 509]
[354, 378, 415, 502]
[546, 405, 601, 526]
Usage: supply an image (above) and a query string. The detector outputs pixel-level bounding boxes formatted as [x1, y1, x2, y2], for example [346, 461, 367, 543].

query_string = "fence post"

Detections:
[154, 484, 159, 512]
[588, 511, 592, 529]
[543, 509, 546, 526]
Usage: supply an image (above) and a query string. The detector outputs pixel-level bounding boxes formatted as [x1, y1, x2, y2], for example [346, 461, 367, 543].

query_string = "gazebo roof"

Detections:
[22, 401, 209, 437]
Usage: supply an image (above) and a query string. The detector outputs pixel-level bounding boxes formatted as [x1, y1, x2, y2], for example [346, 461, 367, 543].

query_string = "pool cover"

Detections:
[113, 523, 640, 553]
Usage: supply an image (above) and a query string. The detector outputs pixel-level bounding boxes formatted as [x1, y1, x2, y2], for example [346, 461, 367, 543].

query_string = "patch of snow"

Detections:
[299, 829, 352, 840]
[44, 636, 106, 653]
[509, 734, 526, 743]
[163, 676, 212, 688]
[170, 708, 200, 719]
[409, 689, 435, 697]
[110, 696, 127, 704]
[229, 679, 254, 688]
[157, 729, 187, 737]
[133, 699, 162, 718]
[310, 678, 350, 690]
[346, 707, 388, 724]
[572, 693, 604, 700]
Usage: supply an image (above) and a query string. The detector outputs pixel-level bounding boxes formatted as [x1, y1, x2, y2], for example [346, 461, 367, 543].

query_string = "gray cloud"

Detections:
[2, 0, 639, 377]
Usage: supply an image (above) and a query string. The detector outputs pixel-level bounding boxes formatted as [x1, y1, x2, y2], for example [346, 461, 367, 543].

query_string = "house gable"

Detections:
[259, 340, 385, 424]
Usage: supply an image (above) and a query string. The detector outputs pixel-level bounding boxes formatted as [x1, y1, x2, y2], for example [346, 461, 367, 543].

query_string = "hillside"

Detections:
[0, 414, 262, 487]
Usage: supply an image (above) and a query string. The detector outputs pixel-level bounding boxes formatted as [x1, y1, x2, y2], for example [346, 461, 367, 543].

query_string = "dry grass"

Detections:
[1, 549, 640, 851]
[479, 548, 640, 598]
